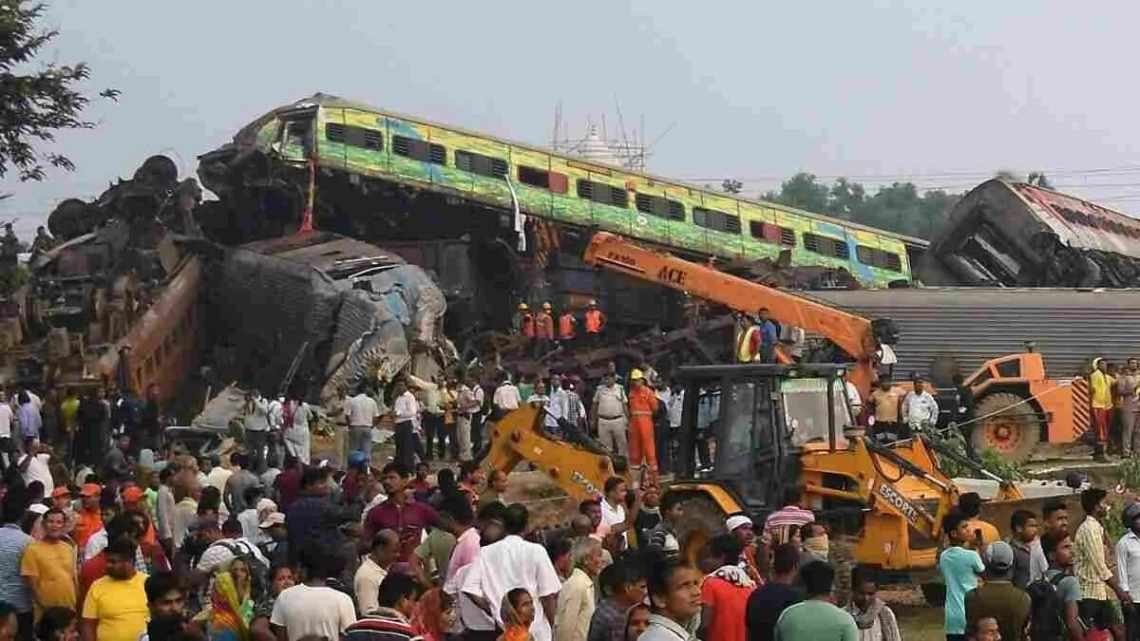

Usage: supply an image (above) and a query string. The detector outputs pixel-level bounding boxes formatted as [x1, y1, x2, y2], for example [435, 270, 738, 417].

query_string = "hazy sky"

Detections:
[4, 0, 1139, 236]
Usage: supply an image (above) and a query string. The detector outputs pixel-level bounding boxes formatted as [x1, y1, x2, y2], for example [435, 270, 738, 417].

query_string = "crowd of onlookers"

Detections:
[0, 418, 903, 641]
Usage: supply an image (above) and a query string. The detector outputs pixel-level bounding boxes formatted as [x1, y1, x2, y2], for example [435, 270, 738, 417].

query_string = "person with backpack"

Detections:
[1030, 530, 1085, 641]
[965, 541, 1031, 641]
[1114, 502, 1140, 641]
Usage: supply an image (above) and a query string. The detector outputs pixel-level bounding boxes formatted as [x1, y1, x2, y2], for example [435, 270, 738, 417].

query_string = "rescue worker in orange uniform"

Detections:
[535, 302, 555, 356]
[584, 300, 606, 347]
[514, 302, 536, 340]
[627, 368, 660, 477]
[558, 308, 577, 347]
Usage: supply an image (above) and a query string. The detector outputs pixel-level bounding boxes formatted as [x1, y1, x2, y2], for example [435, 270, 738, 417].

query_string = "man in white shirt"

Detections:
[592, 374, 629, 458]
[344, 386, 380, 457]
[1117, 502, 1140, 612]
[0, 390, 13, 472]
[546, 375, 568, 436]
[456, 377, 481, 461]
[901, 377, 939, 435]
[271, 547, 357, 641]
[462, 503, 562, 641]
[243, 390, 270, 473]
[391, 379, 423, 469]
[492, 374, 522, 415]
[841, 371, 862, 420]
[16, 443, 53, 496]
[354, 529, 400, 615]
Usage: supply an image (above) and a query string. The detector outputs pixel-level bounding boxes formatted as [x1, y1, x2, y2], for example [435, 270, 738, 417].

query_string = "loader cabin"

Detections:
[675, 363, 856, 510]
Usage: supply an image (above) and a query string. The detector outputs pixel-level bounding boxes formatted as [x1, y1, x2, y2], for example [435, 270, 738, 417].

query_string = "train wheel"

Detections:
[970, 392, 1039, 463]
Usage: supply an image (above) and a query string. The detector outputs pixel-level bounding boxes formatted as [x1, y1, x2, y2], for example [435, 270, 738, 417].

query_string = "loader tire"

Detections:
[970, 392, 1040, 463]
[674, 493, 728, 565]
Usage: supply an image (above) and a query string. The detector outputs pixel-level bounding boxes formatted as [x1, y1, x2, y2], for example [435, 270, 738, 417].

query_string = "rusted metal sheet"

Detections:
[810, 287, 1140, 380]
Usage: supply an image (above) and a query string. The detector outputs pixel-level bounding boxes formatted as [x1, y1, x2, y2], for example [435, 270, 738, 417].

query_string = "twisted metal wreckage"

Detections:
[29, 156, 454, 421]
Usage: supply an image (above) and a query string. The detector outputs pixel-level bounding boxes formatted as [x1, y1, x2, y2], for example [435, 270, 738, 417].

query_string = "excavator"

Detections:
[480, 232, 1076, 596]
[582, 232, 1089, 463]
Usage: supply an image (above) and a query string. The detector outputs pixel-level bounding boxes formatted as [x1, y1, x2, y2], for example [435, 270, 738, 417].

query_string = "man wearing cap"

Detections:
[535, 302, 555, 355]
[627, 369, 660, 475]
[584, 300, 605, 348]
[73, 483, 104, 550]
[965, 540, 1031, 641]
[726, 515, 763, 583]
[259, 512, 288, 567]
[558, 307, 577, 347]
[592, 373, 629, 460]
[1116, 501, 1140, 635]
[1090, 358, 1113, 459]
[50, 487, 76, 534]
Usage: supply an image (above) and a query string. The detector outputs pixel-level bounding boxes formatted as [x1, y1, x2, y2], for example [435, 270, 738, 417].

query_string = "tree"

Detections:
[762, 172, 962, 240]
[827, 177, 865, 220]
[767, 172, 830, 213]
[0, 1, 118, 182]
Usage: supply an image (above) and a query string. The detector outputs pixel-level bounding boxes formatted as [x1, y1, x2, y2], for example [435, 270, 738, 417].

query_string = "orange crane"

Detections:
[583, 231, 897, 397]
[582, 232, 1088, 462]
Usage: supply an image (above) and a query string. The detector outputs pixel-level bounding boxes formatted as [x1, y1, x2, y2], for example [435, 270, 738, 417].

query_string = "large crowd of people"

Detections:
[0, 354, 1138, 641]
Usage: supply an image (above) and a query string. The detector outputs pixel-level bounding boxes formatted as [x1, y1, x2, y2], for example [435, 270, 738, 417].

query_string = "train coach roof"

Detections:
[220, 93, 930, 249]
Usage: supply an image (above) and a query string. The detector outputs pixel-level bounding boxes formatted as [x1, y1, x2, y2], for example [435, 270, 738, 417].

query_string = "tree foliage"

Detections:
[0, 1, 118, 182]
[762, 172, 963, 239]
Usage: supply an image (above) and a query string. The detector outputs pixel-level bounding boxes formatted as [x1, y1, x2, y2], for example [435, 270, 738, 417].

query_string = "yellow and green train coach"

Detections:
[233, 94, 925, 287]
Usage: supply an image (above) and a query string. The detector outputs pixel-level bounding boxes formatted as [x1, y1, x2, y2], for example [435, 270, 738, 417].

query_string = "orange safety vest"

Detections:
[558, 313, 576, 339]
[535, 312, 554, 339]
[629, 385, 659, 417]
[585, 309, 605, 334]
[521, 313, 536, 337]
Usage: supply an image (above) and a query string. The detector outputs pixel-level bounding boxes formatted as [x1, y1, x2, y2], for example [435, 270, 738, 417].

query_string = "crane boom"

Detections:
[582, 232, 896, 395]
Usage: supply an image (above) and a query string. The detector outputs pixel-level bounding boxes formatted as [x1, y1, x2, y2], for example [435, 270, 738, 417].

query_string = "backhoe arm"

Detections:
[480, 405, 620, 505]
[583, 232, 886, 394]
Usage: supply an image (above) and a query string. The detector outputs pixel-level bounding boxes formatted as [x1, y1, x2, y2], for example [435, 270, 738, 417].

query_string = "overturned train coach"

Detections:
[209, 231, 452, 405]
[920, 179, 1140, 287]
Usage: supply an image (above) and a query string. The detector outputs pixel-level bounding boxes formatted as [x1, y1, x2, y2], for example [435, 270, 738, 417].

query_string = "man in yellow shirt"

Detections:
[80, 538, 148, 641]
[20, 508, 76, 621]
[1090, 358, 1114, 460]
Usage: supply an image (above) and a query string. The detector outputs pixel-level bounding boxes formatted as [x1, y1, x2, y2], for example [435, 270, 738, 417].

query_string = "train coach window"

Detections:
[804, 233, 848, 259]
[693, 207, 741, 234]
[325, 123, 383, 151]
[517, 166, 569, 193]
[779, 227, 796, 246]
[856, 245, 903, 272]
[392, 135, 447, 165]
[455, 150, 508, 180]
[577, 180, 628, 208]
[749, 221, 781, 243]
[635, 193, 685, 221]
